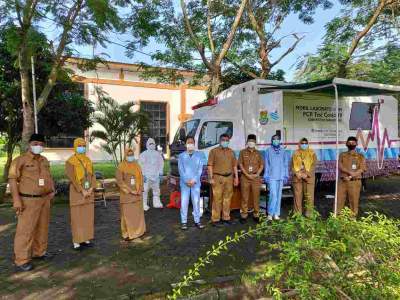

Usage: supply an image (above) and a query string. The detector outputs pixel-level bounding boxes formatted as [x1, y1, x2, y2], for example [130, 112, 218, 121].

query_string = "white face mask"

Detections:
[186, 143, 195, 151]
[247, 142, 256, 148]
[31, 145, 43, 155]
[126, 155, 135, 162]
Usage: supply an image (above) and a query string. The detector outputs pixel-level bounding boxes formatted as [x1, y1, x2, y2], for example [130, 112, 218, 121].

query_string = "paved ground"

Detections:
[0, 176, 399, 299]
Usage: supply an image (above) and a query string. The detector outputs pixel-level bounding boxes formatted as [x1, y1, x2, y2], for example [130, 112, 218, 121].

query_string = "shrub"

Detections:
[169, 210, 400, 299]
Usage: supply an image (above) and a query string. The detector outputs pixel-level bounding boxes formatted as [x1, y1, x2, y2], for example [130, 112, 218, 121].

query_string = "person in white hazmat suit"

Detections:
[139, 138, 164, 210]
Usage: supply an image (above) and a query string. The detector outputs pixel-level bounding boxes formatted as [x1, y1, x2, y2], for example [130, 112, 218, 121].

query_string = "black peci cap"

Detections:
[247, 134, 257, 141]
[29, 133, 45, 143]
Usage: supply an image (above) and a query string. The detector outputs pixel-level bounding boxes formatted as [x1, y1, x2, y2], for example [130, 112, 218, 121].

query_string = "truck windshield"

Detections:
[173, 119, 200, 143]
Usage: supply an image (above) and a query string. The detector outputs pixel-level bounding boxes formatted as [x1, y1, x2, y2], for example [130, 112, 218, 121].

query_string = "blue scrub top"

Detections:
[264, 147, 289, 180]
[178, 151, 206, 187]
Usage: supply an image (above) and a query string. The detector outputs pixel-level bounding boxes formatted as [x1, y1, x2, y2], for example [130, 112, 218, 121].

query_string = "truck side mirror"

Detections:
[179, 128, 186, 142]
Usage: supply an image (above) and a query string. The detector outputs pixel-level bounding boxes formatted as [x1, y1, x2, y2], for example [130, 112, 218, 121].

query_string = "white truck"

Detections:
[168, 78, 400, 192]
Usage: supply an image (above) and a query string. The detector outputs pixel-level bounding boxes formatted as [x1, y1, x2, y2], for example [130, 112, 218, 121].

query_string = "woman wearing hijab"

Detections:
[263, 134, 289, 221]
[65, 138, 96, 250]
[291, 138, 318, 217]
[116, 147, 146, 241]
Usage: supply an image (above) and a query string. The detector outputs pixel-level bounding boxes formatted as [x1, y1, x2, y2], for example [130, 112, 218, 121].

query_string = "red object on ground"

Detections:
[167, 191, 181, 209]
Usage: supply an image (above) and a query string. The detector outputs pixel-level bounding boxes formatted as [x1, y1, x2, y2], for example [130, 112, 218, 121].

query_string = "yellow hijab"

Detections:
[118, 147, 142, 177]
[67, 138, 93, 182]
[292, 140, 316, 172]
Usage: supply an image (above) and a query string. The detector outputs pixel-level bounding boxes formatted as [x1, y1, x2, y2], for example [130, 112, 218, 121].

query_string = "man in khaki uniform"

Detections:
[208, 134, 239, 226]
[337, 136, 367, 216]
[8, 134, 55, 272]
[238, 134, 264, 224]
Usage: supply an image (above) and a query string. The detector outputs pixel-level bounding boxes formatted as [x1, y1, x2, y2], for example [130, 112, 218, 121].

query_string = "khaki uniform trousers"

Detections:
[240, 176, 260, 218]
[293, 178, 315, 217]
[211, 175, 233, 222]
[337, 179, 362, 216]
[14, 197, 50, 266]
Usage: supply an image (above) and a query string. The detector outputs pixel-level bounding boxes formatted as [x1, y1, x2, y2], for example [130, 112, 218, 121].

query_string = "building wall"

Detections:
[42, 60, 207, 162]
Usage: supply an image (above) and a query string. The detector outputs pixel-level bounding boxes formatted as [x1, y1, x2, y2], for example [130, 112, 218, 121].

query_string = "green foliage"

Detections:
[39, 86, 94, 139]
[170, 210, 400, 299]
[297, 42, 400, 84]
[297, 0, 399, 80]
[90, 89, 149, 165]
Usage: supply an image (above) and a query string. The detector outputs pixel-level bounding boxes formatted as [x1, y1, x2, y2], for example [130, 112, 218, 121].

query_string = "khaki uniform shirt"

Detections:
[339, 151, 367, 179]
[208, 146, 237, 175]
[239, 148, 264, 175]
[8, 152, 54, 195]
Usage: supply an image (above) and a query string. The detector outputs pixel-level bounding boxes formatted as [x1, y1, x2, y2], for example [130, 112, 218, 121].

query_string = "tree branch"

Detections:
[340, 0, 390, 72]
[14, 0, 23, 27]
[180, 0, 213, 71]
[247, 0, 265, 40]
[271, 34, 304, 67]
[37, 0, 84, 112]
[226, 56, 259, 79]
[207, 0, 215, 55]
[215, 0, 248, 66]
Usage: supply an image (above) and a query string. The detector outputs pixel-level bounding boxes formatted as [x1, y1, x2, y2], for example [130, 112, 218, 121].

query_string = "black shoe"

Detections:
[212, 221, 223, 227]
[181, 223, 188, 230]
[223, 220, 236, 226]
[81, 242, 94, 248]
[33, 252, 52, 260]
[253, 217, 260, 224]
[16, 263, 34, 272]
[239, 218, 247, 224]
[195, 222, 205, 229]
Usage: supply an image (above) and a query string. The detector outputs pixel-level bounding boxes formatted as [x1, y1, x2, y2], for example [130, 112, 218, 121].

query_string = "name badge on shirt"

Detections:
[249, 166, 253, 173]
[351, 163, 357, 170]
[38, 178, 45, 186]
[130, 177, 135, 186]
[83, 180, 90, 190]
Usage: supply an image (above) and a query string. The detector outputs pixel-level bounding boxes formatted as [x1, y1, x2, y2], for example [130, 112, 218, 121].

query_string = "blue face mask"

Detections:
[272, 140, 280, 147]
[300, 144, 309, 150]
[127, 156, 135, 162]
[76, 146, 86, 154]
[221, 141, 229, 148]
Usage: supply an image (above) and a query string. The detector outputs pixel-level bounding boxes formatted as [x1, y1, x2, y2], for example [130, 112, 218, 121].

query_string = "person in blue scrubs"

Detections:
[264, 134, 289, 220]
[178, 136, 206, 230]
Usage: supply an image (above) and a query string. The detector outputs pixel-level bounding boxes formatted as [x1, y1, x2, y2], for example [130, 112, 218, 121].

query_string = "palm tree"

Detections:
[90, 89, 148, 165]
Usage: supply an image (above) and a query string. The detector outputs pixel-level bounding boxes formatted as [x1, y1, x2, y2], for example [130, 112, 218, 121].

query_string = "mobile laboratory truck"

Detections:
[169, 78, 400, 210]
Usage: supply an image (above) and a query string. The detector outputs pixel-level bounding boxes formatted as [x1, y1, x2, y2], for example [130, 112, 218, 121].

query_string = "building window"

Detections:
[198, 121, 233, 149]
[140, 102, 168, 152]
[349, 102, 375, 130]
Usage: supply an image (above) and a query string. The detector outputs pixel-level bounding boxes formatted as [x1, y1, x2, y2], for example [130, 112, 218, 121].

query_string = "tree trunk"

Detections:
[259, 43, 271, 79]
[209, 66, 223, 97]
[337, 62, 348, 78]
[0, 143, 15, 203]
[19, 49, 34, 152]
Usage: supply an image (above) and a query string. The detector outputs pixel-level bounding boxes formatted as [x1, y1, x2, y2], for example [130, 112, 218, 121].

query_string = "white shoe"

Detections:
[153, 199, 163, 208]
[273, 215, 280, 220]
[267, 215, 273, 221]
[143, 205, 150, 211]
